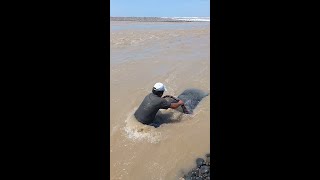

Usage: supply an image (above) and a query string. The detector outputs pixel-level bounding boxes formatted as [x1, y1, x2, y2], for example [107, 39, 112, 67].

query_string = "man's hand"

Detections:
[178, 100, 184, 105]
[170, 100, 184, 109]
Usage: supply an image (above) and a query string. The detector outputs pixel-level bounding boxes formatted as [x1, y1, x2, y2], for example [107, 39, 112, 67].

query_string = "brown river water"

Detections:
[110, 21, 210, 180]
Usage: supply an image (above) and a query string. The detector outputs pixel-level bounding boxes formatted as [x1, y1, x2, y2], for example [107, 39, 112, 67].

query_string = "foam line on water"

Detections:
[162, 17, 210, 22]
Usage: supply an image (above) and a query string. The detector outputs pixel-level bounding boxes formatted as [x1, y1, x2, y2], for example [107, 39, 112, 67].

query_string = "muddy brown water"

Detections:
[110, 21, 210, 180]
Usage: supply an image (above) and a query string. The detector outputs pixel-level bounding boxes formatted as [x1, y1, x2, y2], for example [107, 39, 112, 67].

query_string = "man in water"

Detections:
[134, 82, 184, 125]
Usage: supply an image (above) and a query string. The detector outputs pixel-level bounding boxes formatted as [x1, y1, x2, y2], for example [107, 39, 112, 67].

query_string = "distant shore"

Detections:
[110, 17, 210, 22]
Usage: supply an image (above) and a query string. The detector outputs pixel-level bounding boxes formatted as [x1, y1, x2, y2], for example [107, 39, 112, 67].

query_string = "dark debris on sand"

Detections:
[182, 153, 211, 180]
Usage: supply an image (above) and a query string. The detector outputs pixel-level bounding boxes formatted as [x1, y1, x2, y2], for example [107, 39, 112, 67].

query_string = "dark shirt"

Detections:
[134, 93, 171, 124]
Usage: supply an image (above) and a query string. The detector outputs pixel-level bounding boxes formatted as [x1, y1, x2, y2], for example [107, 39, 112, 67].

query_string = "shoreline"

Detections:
[110, 16, 209, 22]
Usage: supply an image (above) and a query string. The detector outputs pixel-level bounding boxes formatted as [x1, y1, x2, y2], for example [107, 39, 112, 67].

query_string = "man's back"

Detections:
[134, 93, 170, 124]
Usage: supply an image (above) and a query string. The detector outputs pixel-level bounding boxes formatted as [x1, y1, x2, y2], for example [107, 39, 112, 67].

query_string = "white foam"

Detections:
[162, 17, 210, 22]
[122, 108, 163, 144]
[123, 125, 162, 144]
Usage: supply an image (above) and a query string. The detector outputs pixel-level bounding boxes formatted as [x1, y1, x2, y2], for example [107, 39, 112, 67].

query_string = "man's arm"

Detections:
[170, 100, 184, 109]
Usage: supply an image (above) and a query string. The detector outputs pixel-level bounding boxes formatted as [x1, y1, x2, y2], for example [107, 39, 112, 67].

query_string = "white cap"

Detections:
[153, 82, 167, 92]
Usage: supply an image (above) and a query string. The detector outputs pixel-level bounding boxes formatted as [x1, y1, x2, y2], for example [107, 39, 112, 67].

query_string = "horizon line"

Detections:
[110, 16, 210, 17]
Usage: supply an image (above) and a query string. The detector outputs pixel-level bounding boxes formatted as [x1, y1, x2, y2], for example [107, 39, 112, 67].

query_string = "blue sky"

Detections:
[110, 0, 210, 17]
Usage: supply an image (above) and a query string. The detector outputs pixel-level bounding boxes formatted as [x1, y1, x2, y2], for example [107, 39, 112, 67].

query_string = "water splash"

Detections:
[122, 108, 163, 144]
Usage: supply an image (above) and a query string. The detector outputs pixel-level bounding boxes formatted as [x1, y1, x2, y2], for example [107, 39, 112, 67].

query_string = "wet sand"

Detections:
[110, 21, 210, 180]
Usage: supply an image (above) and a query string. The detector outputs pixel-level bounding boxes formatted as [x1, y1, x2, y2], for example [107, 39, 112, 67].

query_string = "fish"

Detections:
[164, 88, 209, 114]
